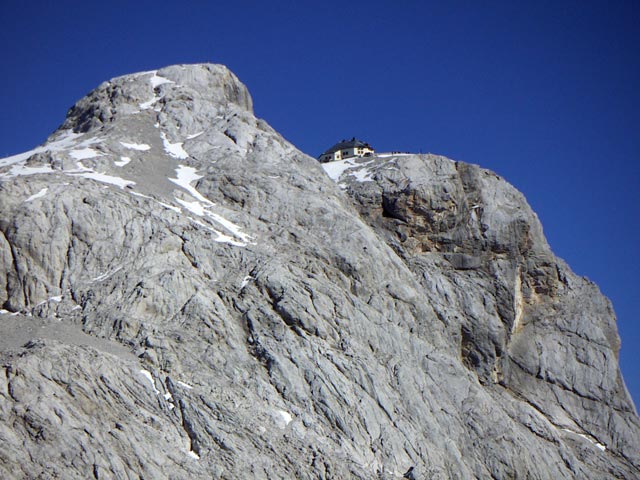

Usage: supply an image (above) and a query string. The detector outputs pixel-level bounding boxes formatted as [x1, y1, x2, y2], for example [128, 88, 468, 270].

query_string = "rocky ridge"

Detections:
[0, 64, 638, 479]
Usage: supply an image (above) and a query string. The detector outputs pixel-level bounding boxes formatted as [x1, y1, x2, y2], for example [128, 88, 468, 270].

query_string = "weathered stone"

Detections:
[0, 63, 637, 479]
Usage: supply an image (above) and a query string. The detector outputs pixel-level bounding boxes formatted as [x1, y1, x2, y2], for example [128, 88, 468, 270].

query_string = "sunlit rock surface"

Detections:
[1, 64, 638, 479]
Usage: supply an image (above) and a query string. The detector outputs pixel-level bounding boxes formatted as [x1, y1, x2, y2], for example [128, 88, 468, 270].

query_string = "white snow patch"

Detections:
[25, 188, 48, 202]
[179, 208, 251, 246]
[129, 191, 152, 200]
[276, 409, 293, 428]
[159, 202, 182, 213]
[187, 132, 204, 140]
[150, 73, 174, 88]
[139, 369, 160, 394]
[120, 142, 151, 151]
[0, 131, 104, 181]
[321, 158, 358, 181]
[49, 295, 63, 303]
[164, 392, 173, 401]
[207, 211, 252, 244]
[169, 165, 253, 245]
[169, 165, 208, 203]
[69, 171, 135, 189]
[92, 267, 122, 283]
[72, 161, 91, 172]
[176, 381, 193, 390]
[240, 276, 254, 288]
[187, 451, 200, 460]
[561, 428, 606, 451]
[0, 130, 82, 168]
[376, 152, 412, 158]
[139, 98, 157, 110]
[321, 158, 375, 183]
[2, 164, 54, 178]
[71, 305, 82, 311]
[211, 231, 246, 247]
[175, 198, 206, 216]
[137, 72, 173, 109]
[114, 156, 131, 167]
[130, 191, 182, 214]
[351, 164, 374, 182]
[69, 148, 101, 160]
[0, 309, 8, 314]
[161, 132, 189, 159]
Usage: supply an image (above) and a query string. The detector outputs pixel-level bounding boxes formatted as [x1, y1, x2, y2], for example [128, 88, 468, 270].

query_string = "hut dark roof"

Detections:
[321, 138, 373, 155]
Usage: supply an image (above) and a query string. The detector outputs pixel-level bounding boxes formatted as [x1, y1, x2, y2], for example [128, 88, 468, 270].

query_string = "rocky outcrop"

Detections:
[0, 64, 638, 479]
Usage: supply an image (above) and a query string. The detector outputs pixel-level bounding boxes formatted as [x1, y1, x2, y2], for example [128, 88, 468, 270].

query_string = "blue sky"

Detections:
[1, 1, 638, 407]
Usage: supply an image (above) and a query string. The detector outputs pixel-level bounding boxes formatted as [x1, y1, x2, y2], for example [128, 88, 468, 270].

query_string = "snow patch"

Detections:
[187, 132, 204, 140]
[129, 192, 183, 214]
[139, 369, 160, 395]
[114, 156, 131, 167]
[276, 409, 293, 428]
[69, 148, 101, 160]
[25, 188, 48, 202]
[208, 211, 252, 244]
[139, 98, 157, 110]
[187, 451, 200, 460]
[0, 130, 82, 168]
[138, 72, 174, 110]
[161, 132, 189, 159]
[120, 142, 150, 151]
[561, 428, 606, 451]
[1, 131, 104, 178]
[176, 198, 206, 216]
[169, 165, 253, 245]
[1, 133, 134, 192]
[3, 164, 54, 178]
[174, 201, 252, 246]
[321, 158, 359, 181]
[240, 276, 254, 288]
[321, 158, 375, 183]
[69, 171, 135, 189]
[92, 267, 122, 283]
[169, 165, 208, 203]
[176, 381, 193, 390]
[150, 73, 174, 89]
[376, 153, 412, 158]
[159, 201, 182, 213]
[351, 164, 374, 182]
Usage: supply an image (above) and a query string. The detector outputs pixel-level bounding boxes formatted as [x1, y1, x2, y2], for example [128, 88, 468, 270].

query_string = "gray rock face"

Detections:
[0, 64, 638, 479]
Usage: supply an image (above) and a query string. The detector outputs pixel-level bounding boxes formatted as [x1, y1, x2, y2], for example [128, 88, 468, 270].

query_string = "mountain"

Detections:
[0, 64, 638, 479]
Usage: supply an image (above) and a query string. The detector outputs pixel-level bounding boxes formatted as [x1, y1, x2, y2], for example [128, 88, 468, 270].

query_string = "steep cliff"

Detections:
[0, 64, 637, 479]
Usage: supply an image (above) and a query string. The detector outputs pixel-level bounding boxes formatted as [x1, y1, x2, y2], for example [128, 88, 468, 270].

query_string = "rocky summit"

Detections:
[0, 64, 638, 479]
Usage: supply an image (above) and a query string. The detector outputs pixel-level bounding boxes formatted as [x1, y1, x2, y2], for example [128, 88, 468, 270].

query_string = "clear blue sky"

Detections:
[1, 1, 638, 407]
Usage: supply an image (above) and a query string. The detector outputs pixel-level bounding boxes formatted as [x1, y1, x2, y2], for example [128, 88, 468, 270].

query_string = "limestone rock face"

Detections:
[0, 64, 638, 479]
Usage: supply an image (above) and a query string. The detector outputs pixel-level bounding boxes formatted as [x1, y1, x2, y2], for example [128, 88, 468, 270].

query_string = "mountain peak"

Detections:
[1, 64, 638, 479]
[61, 63, 253, 136]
